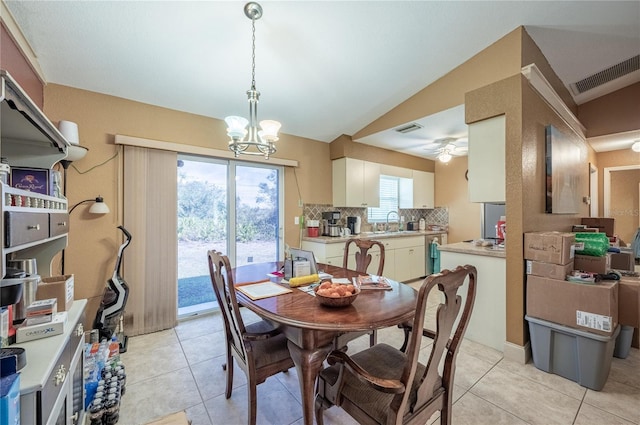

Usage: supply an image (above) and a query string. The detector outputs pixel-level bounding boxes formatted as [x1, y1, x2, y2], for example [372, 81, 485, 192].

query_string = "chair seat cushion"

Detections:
[246, 320, 292, 369]
[320, 343, 429, 423]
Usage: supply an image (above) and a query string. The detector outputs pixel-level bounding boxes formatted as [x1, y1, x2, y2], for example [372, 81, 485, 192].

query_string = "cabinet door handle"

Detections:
[27, 224, 40, 230]
[57, 221, 67, 227]
[70, 412, 79, 424]
[75, 323, 84, 336]
[54, 364, 66, 386]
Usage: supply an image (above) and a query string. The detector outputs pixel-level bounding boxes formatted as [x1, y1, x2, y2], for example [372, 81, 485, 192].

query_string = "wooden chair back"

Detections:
[343, 238, 385, 275]
[315, 264, 477, 425]
[208, 250, 249, 366]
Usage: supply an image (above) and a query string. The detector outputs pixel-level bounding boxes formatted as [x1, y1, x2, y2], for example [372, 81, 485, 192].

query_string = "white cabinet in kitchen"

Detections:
[332, 158, 380, 208]
[468, 114, 506, 203]
[387, 236, 425, 282]
[412, 170, 434, 209]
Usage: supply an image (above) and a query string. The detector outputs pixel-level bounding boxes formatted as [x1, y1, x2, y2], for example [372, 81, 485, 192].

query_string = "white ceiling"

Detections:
[4, 1, 640, 159]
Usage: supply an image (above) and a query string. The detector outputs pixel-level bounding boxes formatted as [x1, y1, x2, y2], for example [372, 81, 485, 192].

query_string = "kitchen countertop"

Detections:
[302, 230, 447, 244]
[438, 241, 506, 258]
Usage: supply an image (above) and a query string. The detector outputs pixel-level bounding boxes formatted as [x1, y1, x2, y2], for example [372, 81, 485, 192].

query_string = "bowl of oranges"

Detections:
[314, 280, 360, 307]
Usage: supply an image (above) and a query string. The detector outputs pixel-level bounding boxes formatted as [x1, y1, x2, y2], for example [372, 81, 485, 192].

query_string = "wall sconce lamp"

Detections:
[68, 196, 110, 215]
[62, 196, 110, 274]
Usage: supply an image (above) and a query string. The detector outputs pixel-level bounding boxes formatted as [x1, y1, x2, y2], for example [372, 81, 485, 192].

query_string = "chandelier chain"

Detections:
[251, 16, 256, 90]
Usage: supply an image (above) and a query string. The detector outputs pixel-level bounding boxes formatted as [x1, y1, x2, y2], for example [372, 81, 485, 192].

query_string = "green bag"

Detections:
[574, 232, 609, 257]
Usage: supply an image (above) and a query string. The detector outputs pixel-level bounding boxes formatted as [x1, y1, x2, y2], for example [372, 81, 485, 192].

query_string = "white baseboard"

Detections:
[503, 341, 531, 364]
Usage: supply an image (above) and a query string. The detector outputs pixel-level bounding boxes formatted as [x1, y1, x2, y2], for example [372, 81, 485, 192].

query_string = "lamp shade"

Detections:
[225, 116, 249, 139]
[89, 197, 110, 214]
[65, 145, 88, 162]
[259, 120, 281, 142]
[632, 141, 640, 153]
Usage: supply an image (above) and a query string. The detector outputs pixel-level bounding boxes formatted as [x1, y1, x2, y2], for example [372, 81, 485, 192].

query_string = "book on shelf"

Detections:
[353, 275, 392, 290]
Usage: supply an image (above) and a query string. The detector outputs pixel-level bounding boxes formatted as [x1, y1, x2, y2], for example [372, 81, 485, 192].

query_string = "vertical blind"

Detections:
[368, 175, 400, 222]
[123, 145, 178, 336]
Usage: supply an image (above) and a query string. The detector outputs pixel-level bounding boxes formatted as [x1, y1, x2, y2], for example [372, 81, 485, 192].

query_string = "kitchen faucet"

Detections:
[386, 210, 400, 232]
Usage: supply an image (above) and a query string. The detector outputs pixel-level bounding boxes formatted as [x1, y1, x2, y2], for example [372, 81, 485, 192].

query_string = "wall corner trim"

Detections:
[522, 64, 586, 139]
[0, 1, 46, 83]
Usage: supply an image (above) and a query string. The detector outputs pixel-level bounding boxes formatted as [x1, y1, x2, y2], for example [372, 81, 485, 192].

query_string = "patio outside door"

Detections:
[177, 155, 283, 317]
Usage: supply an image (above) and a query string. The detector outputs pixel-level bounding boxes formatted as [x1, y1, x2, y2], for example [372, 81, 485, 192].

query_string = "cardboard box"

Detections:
[524, 232, 576, 265]
[526, 275, 618, 336]
[609, 252, 635, 271]
[26, 298, 57, 318]
[618, 276, 640, 349]
[574, 254, 610, 274]
[526, 260, 573, 280]
[37, 274, 74, 311]
[145, 411, 190, 425]
[16, 311, 67, 343]
[581, 218, 615, 237]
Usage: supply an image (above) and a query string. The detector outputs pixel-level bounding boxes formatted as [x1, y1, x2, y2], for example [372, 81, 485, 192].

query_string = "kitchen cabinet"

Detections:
[18, 299, 87, 425]
[1, 71, 69, 278]
[332, 158, 380, 208]
[303, 234, 427, 282]
[468, 115, 506, 203]
[412, 170, 434, 209]
[438, 243, 506, 352]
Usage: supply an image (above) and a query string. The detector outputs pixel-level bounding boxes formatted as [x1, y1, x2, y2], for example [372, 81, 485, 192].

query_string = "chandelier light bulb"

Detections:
[438, 151, 452, 163]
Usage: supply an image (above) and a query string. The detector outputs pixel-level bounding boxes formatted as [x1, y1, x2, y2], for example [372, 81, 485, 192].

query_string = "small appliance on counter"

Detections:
[307, 220, 319, 237]
[322, 211, 341, 237]
[347, 216, 361, 235]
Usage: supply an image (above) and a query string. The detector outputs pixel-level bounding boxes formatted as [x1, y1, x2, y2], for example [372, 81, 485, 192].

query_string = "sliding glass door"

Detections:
[177, 155, 283, 317]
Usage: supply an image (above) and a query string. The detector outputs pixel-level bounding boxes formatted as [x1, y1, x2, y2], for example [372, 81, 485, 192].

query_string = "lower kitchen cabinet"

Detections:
[18, 299, 87, 425]
[302, 234, 425, 282]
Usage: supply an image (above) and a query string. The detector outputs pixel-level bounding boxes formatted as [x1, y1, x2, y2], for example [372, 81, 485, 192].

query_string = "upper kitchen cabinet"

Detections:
[1, 71, 68, 169]
[412, 170, 434, 209]
[332, 157, 380, 208]
[468, 115, 506, 203]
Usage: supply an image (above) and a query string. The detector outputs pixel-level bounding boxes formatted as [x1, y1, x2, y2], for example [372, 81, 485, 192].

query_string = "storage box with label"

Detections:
[526, 275, 618, 336]
[574, 254, 610, 274]
[526, 260, 573, 280]
[16, 311, 67, 343]
[37, 274, 74, 311]
[524, 232, 576, 265]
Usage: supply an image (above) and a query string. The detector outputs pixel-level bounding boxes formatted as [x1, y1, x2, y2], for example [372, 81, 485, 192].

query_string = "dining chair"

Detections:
[315, 265, 477, 425]
[336, 238, 386, 348]
[207, 250, 294, 425]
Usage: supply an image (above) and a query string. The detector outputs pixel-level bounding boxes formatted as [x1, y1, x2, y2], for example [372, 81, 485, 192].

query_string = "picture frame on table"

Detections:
[11, 167, 50, 195]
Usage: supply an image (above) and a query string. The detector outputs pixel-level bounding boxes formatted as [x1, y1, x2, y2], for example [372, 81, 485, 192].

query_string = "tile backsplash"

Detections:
[303, 204, 448, 232]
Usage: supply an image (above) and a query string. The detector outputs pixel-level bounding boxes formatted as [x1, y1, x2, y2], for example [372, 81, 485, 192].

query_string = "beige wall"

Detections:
[610, 169, 640, 243]
[579, 82, 640, 138]
[434, 156, 480, 243]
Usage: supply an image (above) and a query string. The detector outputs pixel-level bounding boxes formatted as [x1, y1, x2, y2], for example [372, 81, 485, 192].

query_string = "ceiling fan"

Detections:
[422, 137, 468, 162]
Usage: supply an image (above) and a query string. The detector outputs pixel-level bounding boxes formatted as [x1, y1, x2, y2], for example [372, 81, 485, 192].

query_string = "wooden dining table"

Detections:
[231, 261, 418, 425]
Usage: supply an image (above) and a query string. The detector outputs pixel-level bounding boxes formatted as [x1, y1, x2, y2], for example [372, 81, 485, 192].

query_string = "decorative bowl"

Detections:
[314, 281, 360, 307]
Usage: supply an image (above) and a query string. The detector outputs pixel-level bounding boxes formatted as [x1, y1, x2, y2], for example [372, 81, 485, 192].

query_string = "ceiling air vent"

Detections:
[394, 123, 423, 134]
[571, 55, 640, 95]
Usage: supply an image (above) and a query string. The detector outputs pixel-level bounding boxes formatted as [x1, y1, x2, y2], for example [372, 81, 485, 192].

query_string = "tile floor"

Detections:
[118, 285, 640, 425]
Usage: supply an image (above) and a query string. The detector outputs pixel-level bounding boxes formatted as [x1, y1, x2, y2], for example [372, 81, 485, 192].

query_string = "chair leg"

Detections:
[399, 326, 411, 352]
[369, 329, 377, 347]
[247, 378, 258, 425]
[224, 346, 234, 399]
[440, 393, 453, 425]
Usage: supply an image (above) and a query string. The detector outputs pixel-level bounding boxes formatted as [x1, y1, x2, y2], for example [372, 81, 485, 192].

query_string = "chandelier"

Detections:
[225, 2, 281, 159]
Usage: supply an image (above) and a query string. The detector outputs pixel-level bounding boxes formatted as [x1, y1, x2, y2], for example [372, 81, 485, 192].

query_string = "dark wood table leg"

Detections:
[287, 340, 333, 425]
